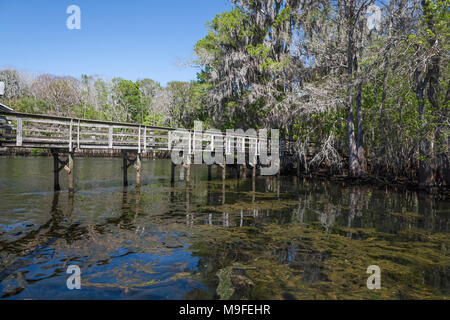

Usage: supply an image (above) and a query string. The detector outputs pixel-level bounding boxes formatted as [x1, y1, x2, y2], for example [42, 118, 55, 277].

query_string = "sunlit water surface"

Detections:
[0, 157, 449, 299]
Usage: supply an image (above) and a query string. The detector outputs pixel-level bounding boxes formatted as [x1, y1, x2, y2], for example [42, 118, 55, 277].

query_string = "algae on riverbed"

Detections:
[190, 206, 449, 299]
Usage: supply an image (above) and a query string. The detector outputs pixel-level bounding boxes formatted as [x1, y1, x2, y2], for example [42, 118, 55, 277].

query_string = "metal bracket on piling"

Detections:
[122, 151, 141, 187]
[122, 151, 138, 169]
[51, 149, 74, 192]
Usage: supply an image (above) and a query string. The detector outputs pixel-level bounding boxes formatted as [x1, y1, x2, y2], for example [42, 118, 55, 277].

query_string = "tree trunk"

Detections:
[377, 0, 394, 172]
[345, 0, 361, 178]
[417, 0, 443, 189]
[355, 57, 367, 174]
[416, 71, 433, 189]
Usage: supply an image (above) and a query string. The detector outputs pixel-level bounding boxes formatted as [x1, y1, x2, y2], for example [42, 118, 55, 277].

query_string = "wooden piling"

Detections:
[68, 152, 74, 195]
[222, 180, 226, 205]
[123, 152, 128, 187]
[240, 163, 247, 178]
[52, 151, 60, 191]
[186, 164, 191, 182]
[185, 154, 191, 183]
[171, 162, 176, 183]
[135, 153, 141, 188]
[180, 164, 185, 181]
[277, 179, 280, 198]
[276, 159, 281, 178]
[252, 177, 256, 203]
[221, 164, 226, 181]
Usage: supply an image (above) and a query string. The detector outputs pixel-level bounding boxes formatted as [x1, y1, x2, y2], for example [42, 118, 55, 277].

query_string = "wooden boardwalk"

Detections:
[0, 111, 176, 152]
[0, 110, 307, 193]
[0, 111, 297, 154]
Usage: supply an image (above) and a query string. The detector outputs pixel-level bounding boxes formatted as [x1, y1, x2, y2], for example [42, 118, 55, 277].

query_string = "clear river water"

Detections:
[0, 157, 448, 299]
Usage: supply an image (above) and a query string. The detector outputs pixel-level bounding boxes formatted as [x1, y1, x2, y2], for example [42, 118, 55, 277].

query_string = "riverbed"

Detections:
[0, 157, 448, 299]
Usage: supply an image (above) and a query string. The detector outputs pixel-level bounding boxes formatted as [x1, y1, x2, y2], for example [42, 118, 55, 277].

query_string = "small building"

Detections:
[0, 102, 13, 113]
[0, 103, 13, 138]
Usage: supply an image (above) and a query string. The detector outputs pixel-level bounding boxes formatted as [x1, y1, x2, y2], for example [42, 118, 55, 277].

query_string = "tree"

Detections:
[30, 74, 81, 116]
[0, 69, 26, 101]
[166, 81, 208, 128]
[195, 2, 306, 131]
[408, 0, 449, 188]
[112, 79, 143, 123]
[137, 78, 167, 125]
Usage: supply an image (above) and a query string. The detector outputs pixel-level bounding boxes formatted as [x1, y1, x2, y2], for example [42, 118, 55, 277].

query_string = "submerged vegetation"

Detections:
[190, 221, 449, 299]
[0, 159, 448, 299]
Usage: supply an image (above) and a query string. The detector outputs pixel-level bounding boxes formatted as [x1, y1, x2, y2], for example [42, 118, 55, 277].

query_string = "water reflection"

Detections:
[0, 158, 448, 299]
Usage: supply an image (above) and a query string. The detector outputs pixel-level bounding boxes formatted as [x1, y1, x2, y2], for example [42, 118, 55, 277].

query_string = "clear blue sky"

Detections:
[0, 0, 231, 85]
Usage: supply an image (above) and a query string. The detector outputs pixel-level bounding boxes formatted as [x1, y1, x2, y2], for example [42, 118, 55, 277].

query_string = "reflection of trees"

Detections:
[188, 180, 450, 300]
[418, 193, 449, 233]
[273, 242, 329, 284]
[345, 188, 364, 237]
[0, 191, 76, 285]
[317, 208, 339, 232]
[2, 163, 449, 299]
[0, 187, 182, 297]
[293, 181, 450, 235]
[198, 175, 449, 235]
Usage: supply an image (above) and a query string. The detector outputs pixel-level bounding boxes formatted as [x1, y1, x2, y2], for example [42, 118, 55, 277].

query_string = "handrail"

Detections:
[0, 111, 175, 131]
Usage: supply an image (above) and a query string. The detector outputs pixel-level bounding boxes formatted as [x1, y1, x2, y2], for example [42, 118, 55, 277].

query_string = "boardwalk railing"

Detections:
[0, 111, 301, 155]
[0, 111, 325, 191]
[0, 112, 175, 152]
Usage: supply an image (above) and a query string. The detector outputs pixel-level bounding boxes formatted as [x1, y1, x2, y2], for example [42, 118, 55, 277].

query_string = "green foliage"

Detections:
[167, 81, 209, 128]
[11, 98, 49, 114]
[273, 6, 291, 27]
[2, 0, 448, 185]
[144, 113, 165, 127]
[113, 79, 143, 123]
[31, 148, 44, 156]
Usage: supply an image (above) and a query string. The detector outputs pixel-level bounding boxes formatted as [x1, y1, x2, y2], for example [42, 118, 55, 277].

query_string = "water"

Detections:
[0, 157, 448, 299]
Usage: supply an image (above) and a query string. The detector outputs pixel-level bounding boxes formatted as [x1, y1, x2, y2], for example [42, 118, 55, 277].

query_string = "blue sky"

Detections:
[0, 0, 231, 85]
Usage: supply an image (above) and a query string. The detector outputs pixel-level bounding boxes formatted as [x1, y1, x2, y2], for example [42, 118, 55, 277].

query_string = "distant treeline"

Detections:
[0, 69, 208, 129]
[1, 0, 448, 189]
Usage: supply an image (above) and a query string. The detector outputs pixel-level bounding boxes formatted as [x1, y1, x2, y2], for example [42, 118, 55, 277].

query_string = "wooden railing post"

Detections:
[69, 119, 73, 152]
[77, 119, 80, 149]
[138, 126, 141, 153]
[108, 126, 113, 149]
[168, 131, 172, 151]
[143, 126, 147, 152]
[16, 116, 22, 147]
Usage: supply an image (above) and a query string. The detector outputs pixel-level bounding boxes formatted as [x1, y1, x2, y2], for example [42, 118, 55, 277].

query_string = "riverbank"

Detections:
[296, 171, 449, 198]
